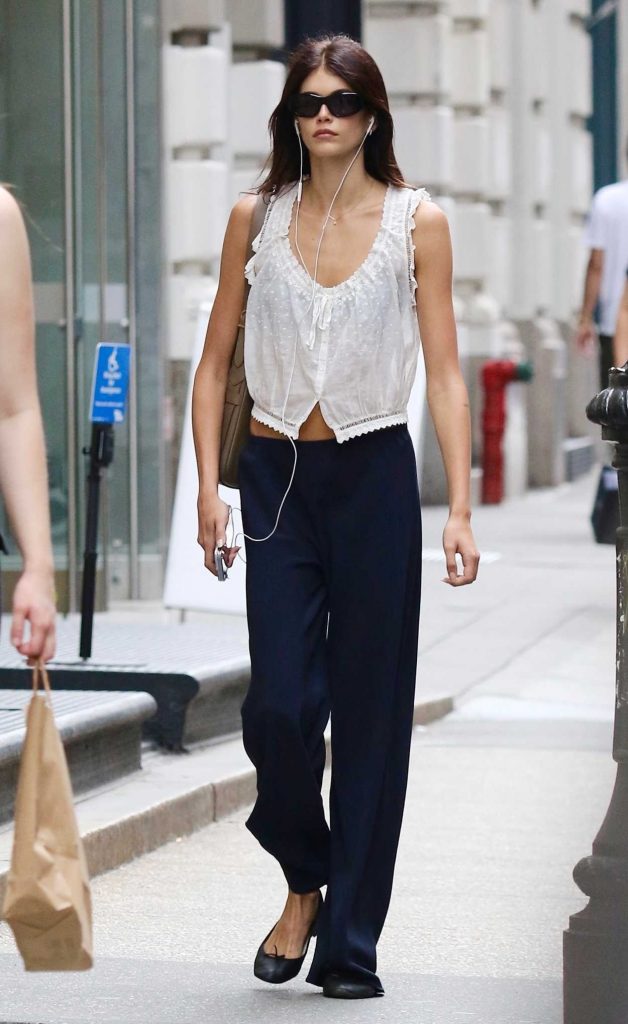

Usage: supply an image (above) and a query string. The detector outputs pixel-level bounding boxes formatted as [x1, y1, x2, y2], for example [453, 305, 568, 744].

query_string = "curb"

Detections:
[0, 695, 454, 904]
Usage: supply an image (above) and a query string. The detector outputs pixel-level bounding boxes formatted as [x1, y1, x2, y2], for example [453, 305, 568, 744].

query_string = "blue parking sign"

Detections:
[89, 343, 131, 423]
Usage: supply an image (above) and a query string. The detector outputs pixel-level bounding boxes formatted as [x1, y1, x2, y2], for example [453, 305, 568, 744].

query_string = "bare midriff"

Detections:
[249, 401, 335, 441]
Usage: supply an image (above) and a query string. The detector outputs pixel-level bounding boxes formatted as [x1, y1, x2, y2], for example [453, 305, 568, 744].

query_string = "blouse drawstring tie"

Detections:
[305, 290, 334, 349]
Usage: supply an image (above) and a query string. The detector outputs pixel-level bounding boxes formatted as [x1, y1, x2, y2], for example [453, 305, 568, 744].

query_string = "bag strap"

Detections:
[32, 659, 52, 699]
[241, 194, 269, 312]
[248, 192, 269, 256]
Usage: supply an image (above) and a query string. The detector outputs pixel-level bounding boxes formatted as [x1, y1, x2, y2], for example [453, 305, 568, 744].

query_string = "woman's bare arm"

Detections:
[192, 192, 256, 575]
[413, 198, 480, 586]
[0, 187, 56, 659]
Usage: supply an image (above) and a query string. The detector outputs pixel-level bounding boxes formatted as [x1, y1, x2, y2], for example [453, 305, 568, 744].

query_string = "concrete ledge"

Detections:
[212, 767, 257, 821]
[0, 690, 157, 765]
[0, 692, 453, 906]
[83, 783, 219, 876]
[183, 660, 250, 745]
[0, 690, 157, 825]
[0, 619, 252, 750]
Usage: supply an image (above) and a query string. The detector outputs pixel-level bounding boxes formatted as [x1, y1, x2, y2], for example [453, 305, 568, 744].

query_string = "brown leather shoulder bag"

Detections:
[219, 192, 269, 489]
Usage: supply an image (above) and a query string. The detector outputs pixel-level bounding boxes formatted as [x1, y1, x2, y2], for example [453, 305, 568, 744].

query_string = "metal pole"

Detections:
[79, 423, 114, 659]
[96, 0, 110, 609]
[125, 0, 140, 600]
[563, 362, 628, 1023]
[62, 0, 78, 612]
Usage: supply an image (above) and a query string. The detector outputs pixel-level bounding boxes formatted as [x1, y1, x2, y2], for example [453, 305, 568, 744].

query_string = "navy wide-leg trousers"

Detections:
[237, 423, 422, 992]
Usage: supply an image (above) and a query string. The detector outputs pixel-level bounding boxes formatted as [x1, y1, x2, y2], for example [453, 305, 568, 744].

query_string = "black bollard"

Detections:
[79, 422, 114, 660]
[563, 363, 628, 1023]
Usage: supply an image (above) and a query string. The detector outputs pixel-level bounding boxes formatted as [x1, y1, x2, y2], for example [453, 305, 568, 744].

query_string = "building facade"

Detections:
[0, 0, 163, 610]
[0, 1, 606, 609]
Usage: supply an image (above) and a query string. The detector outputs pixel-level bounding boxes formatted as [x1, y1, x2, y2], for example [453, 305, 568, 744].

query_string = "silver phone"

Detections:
[215, 545, 228, 581]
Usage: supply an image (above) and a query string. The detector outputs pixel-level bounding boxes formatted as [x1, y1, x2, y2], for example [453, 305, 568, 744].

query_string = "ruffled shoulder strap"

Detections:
[244, 183, 297, 284]
[259, 183, 297, 243]
[405, 186, 432, 308]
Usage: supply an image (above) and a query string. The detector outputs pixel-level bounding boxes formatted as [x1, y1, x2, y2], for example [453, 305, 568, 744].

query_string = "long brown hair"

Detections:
[256, 34, 408, 197]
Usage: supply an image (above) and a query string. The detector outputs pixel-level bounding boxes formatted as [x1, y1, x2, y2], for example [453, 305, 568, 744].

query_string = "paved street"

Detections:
[0, 468, 619, 1023]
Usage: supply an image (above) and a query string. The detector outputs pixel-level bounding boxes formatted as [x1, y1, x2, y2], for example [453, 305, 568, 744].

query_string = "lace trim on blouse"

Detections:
[334, 411, 409, 443]
[246, 182, 432, 307]
[406, 187, 431, 308]
[251, 401, 300, 437]
[251, 403, 409, 444]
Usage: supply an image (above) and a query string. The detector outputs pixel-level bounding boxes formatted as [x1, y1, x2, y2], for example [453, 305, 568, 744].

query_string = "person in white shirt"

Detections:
[576, 155, 628, 388]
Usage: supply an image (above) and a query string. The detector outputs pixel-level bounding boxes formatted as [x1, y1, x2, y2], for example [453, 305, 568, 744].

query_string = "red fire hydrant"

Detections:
[481, 359, 533, 504]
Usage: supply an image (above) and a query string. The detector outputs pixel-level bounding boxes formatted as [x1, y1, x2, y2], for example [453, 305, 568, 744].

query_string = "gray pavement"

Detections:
[0, 468, 619, 1023]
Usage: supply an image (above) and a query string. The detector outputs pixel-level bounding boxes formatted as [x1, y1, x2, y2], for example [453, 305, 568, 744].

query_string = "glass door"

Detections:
[0, 0, 76, 609]
[0, 0, 143, 612]
[73, 0, 134, 608]
[0, 0, 162, 612]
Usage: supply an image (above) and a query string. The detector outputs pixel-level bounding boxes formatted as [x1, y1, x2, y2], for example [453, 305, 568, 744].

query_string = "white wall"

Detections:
[160, 0, 594, 523]
[365, 0, 592, 493]
[160, 4, 285, 362]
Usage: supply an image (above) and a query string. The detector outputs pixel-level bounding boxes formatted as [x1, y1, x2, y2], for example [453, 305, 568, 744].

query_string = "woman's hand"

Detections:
[442, 515, 480, 587]
[197, 493, 241, 576]
[10, 567, 56, 663]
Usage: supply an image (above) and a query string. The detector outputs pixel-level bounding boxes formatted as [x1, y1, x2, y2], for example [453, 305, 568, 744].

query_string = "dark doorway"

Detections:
[285, 0, 361, 51]
[590, 0, 618, 188]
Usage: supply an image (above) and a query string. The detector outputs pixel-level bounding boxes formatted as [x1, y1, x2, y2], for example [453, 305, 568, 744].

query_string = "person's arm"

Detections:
[192, 193, 256, 576]
[614, 275, 628, 366]
[413, 199, 480, 587]
[575, 248, 604, 351]
[0, 188, 55, 661]
[576, 192, 605, 351]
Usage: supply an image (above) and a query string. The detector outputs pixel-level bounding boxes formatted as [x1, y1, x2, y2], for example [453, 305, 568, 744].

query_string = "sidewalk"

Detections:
[0, 468, 618, 1023]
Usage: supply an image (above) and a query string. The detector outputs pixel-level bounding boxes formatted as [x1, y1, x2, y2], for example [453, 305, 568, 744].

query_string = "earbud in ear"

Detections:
[294, 118, 300, 136]
[368, 116, 375, 135]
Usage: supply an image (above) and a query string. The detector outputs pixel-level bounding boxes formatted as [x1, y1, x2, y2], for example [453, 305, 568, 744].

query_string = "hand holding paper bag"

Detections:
[2, 661, 93, 970]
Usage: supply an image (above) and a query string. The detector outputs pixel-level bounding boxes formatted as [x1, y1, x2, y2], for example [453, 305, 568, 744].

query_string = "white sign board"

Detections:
[163, 301, 248, 613]
[163, 302, 427, 613]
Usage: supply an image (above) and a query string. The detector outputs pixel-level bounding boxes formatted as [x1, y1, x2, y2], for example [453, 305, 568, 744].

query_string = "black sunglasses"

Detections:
[288, 90, 365, 119]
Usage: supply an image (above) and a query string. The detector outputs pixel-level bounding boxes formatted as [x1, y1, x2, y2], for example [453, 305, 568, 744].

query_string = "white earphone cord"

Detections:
[229, 115, 375, 562]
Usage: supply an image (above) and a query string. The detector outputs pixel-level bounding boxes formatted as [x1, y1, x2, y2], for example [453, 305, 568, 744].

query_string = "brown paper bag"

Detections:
[2, 661, 93, 970]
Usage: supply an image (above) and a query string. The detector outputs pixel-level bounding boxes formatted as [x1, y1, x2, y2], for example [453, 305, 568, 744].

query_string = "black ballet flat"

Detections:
[322, 970, 385, 999]
[253, 891, 322, 984]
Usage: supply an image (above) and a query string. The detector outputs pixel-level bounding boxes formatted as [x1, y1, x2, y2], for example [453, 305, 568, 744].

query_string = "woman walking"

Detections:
[193, 34, 479, 999]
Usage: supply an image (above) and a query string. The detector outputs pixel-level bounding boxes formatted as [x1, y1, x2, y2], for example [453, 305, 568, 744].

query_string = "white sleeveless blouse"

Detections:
[243, 180, 432, 443]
